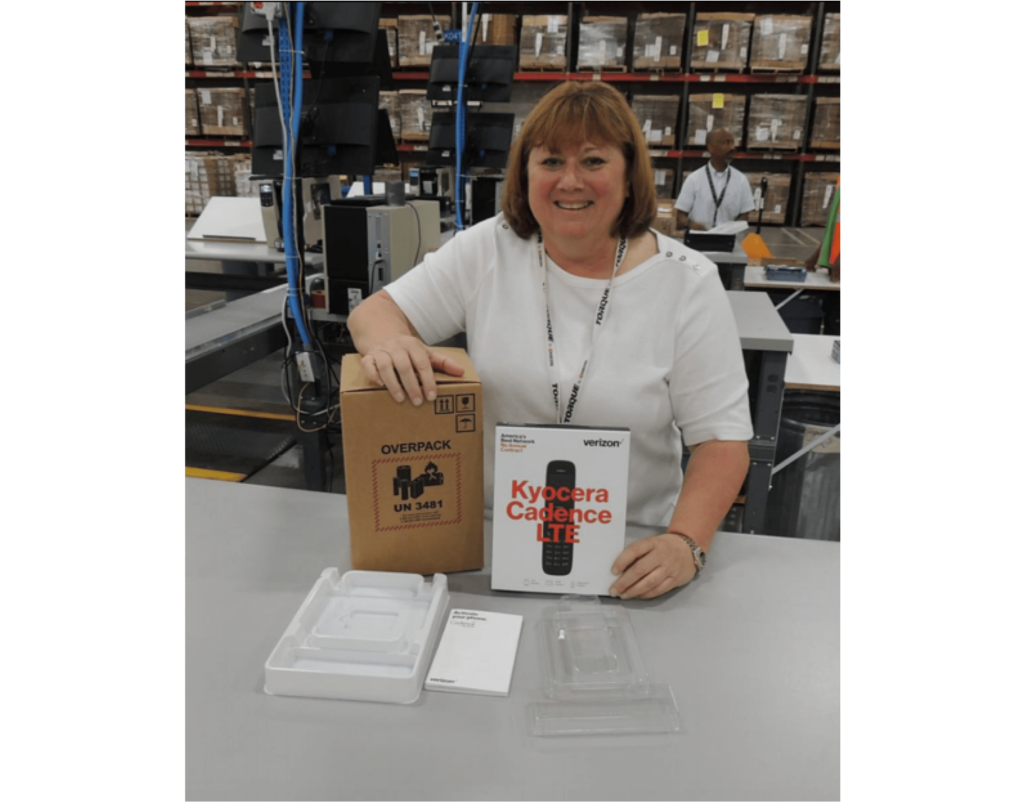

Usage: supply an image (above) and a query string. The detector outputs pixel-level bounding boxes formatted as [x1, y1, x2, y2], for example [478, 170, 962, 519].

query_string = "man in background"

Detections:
[675, 128, 755, 231]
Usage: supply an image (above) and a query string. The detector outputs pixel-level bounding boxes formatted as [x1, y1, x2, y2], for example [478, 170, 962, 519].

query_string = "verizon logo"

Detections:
[583, 438, 623, 448]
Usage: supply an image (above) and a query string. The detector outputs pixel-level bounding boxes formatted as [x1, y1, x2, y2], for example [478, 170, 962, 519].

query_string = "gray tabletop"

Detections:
[727, 291, 795, 353]
[186, 479, 839, 801]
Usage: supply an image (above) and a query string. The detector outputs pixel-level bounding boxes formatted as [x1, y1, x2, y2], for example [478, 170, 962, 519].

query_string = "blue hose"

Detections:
[281, 3, 312, 347]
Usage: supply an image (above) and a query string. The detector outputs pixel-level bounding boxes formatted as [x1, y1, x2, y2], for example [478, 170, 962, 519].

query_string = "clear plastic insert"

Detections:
[527, 596, 681, 736]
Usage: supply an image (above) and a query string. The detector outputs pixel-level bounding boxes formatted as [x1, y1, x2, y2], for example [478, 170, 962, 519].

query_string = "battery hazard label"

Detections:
[372, 453, 463, 531]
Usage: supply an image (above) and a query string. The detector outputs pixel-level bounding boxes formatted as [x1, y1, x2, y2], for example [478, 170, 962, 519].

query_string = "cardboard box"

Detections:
[577, 16, 628, 70]
[750, 15, 812, 72]
[810, 98, 840, 149]
[340, 348, 484, 576]
[691, 12, 754, 72]
[744, 172, 792, 225]
[185, 89, 200, 137]
[185, 152, 235, 216]
[196, 87, 249, 138]
[398, 15, 451, 67]
[819, 13, 840, 72]
[686, 93, 747, 147]
[801, 172, 840, 226]
[651, 165, 676, 200]
[187, 16, 240, 68]
[476, 13, 518, 46]
[491, 424, 630, 596]
[746, 94, 807, 151]
[653, 200, 680, 235]
[631, 95, 680, 149]
[632, 13, 686, 72]
[398, 89, 432, 142]
[519, 15, 568, 70]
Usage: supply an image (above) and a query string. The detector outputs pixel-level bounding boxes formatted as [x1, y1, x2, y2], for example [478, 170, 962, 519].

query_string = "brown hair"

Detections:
[500, 81, 657, 240]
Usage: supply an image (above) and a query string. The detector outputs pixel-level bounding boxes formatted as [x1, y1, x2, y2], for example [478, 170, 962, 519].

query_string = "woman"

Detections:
[348, 81, 752, 599]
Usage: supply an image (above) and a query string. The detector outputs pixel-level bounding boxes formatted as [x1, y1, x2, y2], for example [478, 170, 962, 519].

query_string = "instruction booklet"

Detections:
[425, 609, 523, 697]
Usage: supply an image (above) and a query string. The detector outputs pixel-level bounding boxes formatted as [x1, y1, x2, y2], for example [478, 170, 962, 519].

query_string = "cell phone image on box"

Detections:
[542, 460, 576, 576]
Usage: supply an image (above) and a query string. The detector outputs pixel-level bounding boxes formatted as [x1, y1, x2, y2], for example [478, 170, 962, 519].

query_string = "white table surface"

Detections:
[785, 334, 841, 392]
[186, 479, 839, 801]
[744, 264, 840, 291]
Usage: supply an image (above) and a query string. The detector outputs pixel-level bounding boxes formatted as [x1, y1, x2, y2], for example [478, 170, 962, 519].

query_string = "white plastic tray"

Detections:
[264, 569, 449, 704]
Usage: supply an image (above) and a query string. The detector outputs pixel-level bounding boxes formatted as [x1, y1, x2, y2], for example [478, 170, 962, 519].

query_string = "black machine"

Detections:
[427, 111, 515, 170]
[426, 45, 517, 102]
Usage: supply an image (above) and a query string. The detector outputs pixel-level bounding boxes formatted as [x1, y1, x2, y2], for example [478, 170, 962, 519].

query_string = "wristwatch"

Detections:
[669, 532, 706, 579]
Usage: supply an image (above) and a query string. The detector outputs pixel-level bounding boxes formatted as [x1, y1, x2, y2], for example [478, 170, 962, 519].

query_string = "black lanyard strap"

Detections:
[704, 164, 731, 228]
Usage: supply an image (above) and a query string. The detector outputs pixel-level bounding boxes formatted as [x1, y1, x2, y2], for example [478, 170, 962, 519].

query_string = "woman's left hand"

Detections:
[609, 534, 697, 600]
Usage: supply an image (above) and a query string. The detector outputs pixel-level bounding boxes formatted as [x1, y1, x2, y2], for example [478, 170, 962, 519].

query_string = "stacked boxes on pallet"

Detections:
[746, 94, 807, 150]
[744, 172, 792, 225]
[686, 94, 746, 147]
[519, 15, 568, 70]
[690, 13, 754, 72]
[810, 98, 840, 149]
[651, 165, 676, 200]
[652, 201, 679, 236]
[750, 15, 812, 72]
[398, 89, 432, 142]
[801, 172, 840, 226]
[186, 152, 236, 216]
[398, 15, 451, 68]
[577, 17, 628, 71]
[186, 16, 240, 68]
[186, 90, 201, 137]
[632, 13, 686, 72]
[819, 14, 840, 71]
[476, 13, 518, 45]
[196, 87, 248, 138]
[632, 96, 680, 149]
[232, 154, 258, 198]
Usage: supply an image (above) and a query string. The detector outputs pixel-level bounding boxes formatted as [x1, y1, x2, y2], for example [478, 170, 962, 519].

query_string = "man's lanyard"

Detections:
[704, 164, 731, 228]
[536, 233, 628, 424]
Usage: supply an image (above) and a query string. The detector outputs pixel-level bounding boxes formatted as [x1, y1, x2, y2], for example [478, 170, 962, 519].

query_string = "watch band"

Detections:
[669, 532, 706, 578]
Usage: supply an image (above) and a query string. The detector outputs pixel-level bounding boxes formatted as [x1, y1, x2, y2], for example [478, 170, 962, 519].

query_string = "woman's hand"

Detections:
[361, 336, 464, 406]
[609, 533, 698, 600]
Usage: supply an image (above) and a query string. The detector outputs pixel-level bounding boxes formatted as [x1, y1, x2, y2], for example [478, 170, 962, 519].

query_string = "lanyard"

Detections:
[536, 233, 628, 424]
[704, 164, 731, 228]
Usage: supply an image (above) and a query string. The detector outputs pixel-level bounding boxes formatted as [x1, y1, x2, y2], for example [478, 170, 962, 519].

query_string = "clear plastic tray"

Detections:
[528, 597, 681, 736]
[264, 569, 449, 704]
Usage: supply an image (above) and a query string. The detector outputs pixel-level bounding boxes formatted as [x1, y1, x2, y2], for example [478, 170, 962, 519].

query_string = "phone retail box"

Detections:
[491, 424, 629, 596]
[340, 347, 484, 575]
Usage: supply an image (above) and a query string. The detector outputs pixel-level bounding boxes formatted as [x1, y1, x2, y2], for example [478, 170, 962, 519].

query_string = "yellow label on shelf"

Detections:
[712, 93, 725, 109]
[697, 30, 709, 47]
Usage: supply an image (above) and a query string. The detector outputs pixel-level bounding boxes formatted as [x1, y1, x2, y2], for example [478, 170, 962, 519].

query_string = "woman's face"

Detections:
[526, 139, 628, 245]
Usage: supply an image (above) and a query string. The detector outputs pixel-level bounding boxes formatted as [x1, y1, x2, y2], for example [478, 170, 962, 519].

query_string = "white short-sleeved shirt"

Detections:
[674, 163, 756, 229]
[384, 214, 753, 527]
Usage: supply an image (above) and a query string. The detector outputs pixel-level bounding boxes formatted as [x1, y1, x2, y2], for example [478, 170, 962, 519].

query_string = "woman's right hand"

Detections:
[361, 336, 465, 407]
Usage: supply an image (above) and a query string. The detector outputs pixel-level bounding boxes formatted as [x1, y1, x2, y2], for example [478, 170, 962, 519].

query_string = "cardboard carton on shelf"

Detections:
[810, 98, 840, 150]
[744, 172, 792, 226]
[800, 172, 840, 226]
[185, 89, 200, 137]
[651, 165, 676, 200]
[631, 95, 680, 149]
[632, 13, 687, 72]
[196, 87, 249, 139]
[398, 89, 432, 142]
[187, 16, 240, 68]
[686, 93, 747, 148]
[476, 13, 518, 46]
[690, 12, 755, 72]
[750, 14, 813, 72]
[819, 13, 840, 72]
[746, 94, 808, 151]
[577, 16, 628, 71]
[519, 15, 568, 71]
[379, 18, 399, 69]
[398, 14, 451, 68]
